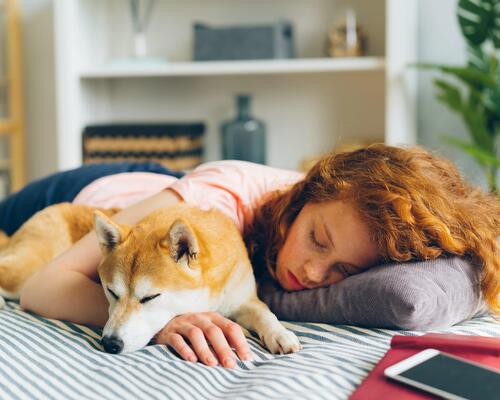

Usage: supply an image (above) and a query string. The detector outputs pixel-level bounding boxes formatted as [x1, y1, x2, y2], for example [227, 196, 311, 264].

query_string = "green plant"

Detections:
[416, 0, 499, 194]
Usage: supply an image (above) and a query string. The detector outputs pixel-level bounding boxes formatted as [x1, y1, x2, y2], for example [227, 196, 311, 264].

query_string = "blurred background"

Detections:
[0, 0, 495, 199]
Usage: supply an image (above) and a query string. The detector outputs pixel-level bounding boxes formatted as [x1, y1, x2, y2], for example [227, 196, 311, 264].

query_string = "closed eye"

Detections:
[140, 293, 161, 304]
[336, 263, 350, 278]
[309, 230, 327, 251]
[107, 287, 119, 300]
[336, 263, 360, 278]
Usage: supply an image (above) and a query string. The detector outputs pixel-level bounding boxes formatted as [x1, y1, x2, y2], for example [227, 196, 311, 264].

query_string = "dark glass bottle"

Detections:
[221, 94, 266, 164]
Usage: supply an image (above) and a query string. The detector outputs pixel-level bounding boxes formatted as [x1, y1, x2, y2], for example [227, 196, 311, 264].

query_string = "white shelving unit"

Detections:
[80, 57, 386, 78]
[54, 0, 417, 171]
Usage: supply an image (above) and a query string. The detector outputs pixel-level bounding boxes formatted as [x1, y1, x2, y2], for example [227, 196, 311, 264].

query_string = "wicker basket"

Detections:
[82, 123, 205, 171]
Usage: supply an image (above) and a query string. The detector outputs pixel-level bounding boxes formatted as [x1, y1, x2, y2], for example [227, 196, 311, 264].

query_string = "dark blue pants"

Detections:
[0, 162, 185, 236]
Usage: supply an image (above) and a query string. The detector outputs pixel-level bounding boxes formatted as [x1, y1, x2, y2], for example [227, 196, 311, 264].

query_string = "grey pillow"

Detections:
[257, 257, 488, 330]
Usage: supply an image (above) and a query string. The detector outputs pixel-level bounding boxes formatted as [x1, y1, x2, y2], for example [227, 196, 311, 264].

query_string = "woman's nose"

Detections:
[303, 261, 330, 284]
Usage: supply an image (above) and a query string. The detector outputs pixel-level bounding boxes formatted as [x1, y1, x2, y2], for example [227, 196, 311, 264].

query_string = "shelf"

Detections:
[79, 57, 386, 79]
[50, 0, 417, 172]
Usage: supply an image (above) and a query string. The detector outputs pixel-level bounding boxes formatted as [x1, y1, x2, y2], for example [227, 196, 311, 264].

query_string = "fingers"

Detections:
[155, 312, 254, 368]
[211, 314, 254, 362]
[164, 333, 198, 363]
[203, 324, 237, 368]
[157, 325, 218, 366]
[182, 325, 219, 367]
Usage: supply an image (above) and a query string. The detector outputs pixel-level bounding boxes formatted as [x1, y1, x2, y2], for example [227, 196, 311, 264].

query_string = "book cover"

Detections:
[350, 333, 500, 399]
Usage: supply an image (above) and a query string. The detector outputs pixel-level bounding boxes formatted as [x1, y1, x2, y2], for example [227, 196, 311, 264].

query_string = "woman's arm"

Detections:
[19, 188, 182, 327]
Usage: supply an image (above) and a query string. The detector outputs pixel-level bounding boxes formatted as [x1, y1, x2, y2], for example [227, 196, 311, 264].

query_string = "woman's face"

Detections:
[275, 200, 381, 291]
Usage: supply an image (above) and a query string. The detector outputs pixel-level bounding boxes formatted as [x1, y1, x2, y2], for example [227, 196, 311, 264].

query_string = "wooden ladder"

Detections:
[0, 0, 25, 193]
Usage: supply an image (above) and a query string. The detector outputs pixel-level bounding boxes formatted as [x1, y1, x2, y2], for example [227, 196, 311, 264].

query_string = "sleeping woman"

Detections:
[4, 144, 498, 368]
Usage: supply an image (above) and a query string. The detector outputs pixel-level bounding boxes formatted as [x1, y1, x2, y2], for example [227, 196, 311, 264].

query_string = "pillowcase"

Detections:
[257, 257, 488, 330]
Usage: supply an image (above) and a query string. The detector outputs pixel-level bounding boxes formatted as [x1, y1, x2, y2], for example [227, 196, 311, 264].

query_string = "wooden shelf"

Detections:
[79, 57, 386, 79]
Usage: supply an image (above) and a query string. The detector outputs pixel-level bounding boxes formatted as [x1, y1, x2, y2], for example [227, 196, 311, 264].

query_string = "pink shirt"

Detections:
[73, 160, 304, 232]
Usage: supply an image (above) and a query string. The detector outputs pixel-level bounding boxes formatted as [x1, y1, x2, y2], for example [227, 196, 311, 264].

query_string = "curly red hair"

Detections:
[245, 144, 500, 313]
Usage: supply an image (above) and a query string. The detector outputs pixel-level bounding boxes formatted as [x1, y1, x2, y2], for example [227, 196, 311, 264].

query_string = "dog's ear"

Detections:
[165, 218, 200, 272]
[94, 211, 127, 253]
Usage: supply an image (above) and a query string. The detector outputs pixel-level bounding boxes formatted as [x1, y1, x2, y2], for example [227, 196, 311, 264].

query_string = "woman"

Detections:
[14, 145, 500, 369]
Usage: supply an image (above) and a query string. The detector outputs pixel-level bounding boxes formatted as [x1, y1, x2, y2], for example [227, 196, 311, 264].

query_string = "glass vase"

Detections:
[221, 94, 267, 164]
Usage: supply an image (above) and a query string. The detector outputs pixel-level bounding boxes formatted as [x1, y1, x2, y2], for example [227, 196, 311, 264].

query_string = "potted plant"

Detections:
[416, 0, 499, 194]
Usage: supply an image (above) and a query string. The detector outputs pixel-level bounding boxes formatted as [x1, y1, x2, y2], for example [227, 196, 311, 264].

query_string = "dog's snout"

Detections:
[101, 335, 124, 354]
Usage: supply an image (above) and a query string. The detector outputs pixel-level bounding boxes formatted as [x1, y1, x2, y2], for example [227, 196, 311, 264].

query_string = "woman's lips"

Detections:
[287, 270, 306, 290]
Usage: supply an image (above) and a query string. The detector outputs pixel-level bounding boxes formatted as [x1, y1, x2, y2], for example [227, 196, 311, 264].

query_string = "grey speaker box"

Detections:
[193, 20, 295, 61]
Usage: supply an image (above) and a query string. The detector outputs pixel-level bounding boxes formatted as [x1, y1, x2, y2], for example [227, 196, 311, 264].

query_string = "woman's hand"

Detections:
[154, 312, 255, 368]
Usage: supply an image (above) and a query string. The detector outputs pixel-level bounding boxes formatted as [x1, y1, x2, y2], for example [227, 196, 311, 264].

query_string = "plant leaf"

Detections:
[457, 0, 494, 46]
[442, 135, 500, 167]
[461, 100, 495, 150]
[433, 78, 463, 112]
[492, 0, 500, 48]
[415, 63, 495, 89]
[484, 85, 500, 118]
[433, 79, 495, 151]
[466, 45, 490, 71]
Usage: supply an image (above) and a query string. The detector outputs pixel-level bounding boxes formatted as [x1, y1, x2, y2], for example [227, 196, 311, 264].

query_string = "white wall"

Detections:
[417, 0, 486, 189]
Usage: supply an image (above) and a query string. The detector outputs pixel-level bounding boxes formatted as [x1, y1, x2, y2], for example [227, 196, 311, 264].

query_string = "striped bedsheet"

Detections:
[0, 301, 499, 400]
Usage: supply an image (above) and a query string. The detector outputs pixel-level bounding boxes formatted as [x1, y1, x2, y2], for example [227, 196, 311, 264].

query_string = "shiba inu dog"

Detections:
[0, 202, 301, 356]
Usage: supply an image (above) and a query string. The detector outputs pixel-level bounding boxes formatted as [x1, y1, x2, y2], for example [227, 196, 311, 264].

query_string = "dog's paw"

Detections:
[262, 328, 301, 354]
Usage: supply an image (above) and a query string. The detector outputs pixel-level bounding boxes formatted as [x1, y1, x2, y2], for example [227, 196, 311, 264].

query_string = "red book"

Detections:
[349, 333, 500, 399]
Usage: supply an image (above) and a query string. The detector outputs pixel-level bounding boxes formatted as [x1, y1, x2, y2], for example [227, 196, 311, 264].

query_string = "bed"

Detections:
[0, 301, 499, 400]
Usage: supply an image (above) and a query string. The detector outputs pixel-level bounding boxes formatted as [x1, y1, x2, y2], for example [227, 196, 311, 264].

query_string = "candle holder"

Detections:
[326, 8, 366, 58]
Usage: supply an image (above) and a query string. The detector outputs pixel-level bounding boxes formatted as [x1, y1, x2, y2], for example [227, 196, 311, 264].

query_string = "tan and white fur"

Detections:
[0, 202, 301, 355]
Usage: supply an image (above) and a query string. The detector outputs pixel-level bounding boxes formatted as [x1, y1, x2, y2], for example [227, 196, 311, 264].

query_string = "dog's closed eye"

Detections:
[140, 294, 161, 304]
[107, 287, 119, 300]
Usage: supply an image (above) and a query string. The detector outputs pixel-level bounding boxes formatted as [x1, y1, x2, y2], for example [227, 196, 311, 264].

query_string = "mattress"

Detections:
[1, 301, 499, 400]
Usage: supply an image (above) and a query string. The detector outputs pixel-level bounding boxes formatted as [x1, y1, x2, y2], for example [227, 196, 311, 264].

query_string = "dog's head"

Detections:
[94, 207, 220, 354]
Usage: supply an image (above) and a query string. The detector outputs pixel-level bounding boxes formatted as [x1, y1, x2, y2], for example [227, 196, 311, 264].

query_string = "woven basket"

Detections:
[82, 123, 205, 171]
